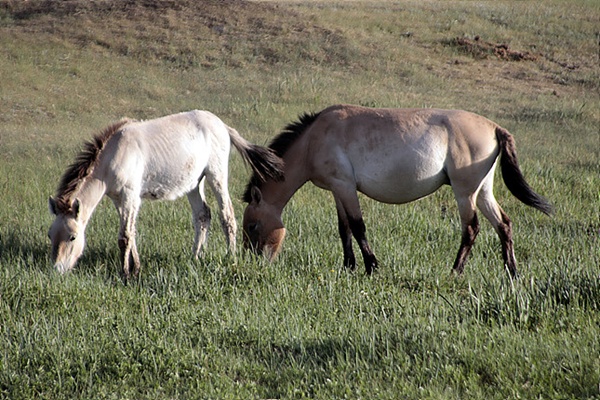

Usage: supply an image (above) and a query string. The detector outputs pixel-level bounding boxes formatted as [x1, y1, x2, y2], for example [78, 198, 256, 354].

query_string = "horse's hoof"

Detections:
[365, 262, 378, 275]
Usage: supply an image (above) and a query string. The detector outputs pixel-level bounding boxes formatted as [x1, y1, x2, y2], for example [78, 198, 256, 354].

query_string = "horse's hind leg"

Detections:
[206, 174, 236, 253]
[452, 194, 480, 275]
[334, 197, 356, 270]
[187, 179, 211, 258]
[476, 181, 517, 277]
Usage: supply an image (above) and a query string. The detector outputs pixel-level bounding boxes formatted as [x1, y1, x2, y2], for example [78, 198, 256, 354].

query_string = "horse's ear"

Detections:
[49, 197, 57, 215]
[72, 198, 81, 218]
[250, 186, 262, 204]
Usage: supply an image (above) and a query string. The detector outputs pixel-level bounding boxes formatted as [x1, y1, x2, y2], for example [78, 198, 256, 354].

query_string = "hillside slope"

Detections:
[0, 0, 358, 69]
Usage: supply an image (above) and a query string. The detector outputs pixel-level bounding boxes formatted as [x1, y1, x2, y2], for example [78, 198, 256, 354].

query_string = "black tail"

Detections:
[496, 127, 553, 216]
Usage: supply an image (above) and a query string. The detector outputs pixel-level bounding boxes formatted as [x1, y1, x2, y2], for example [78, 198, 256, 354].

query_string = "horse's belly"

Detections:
[141, 177, 200, 201]
[141, 153, 208, 201]
[339, 124, 449, 204]
[355, 164, 448, 204]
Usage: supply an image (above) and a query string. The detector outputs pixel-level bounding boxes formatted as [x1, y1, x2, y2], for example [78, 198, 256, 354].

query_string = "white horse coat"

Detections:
[49, 110, 282, 278]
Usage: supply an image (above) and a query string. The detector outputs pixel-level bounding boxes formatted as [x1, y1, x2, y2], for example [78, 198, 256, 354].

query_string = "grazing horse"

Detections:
[49, 110, 283, 279]
[242, 104, 552, 277]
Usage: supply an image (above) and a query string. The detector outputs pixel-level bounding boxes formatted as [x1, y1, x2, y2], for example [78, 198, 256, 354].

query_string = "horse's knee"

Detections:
[348, 216, 367, 237]
[220, 213, 237, 252]
[221, 201, 236, 226]
[346, 216, 378, 274]
[118, 235, 140, 279]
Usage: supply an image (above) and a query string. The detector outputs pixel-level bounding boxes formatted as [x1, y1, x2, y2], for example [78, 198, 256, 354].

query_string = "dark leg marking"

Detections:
[348, 216, 378, 275]
[337, 210, 356, 270]
[497, 210, 517, 278]
[452, 213, 480, 275]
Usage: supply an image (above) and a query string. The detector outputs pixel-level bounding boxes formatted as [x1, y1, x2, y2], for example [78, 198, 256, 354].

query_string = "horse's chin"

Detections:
[54, 252, 81, 274]
[54, 260, 74, 274]
[264, 227, 286, 261]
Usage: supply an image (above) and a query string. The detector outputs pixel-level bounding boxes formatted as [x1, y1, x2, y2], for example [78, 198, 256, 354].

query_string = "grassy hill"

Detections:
[0, 1, 599, 399]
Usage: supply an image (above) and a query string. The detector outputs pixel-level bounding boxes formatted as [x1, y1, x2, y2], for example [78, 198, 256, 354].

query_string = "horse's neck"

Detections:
[72, 177, 107, 225]
[263, 147, 310, 212]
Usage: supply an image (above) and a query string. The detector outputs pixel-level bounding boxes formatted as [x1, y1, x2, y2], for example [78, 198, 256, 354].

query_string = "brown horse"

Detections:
[242, 104, 552, 277]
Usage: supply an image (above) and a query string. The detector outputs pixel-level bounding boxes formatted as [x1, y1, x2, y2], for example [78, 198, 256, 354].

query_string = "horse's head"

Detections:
[48, 197, 85, 273]
[242, 186, 286, 260]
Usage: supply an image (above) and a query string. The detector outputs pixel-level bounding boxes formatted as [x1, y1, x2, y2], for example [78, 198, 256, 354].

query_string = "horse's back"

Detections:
[123, 110, 227, 139]
[306, 105, 500, 203]
[101, 110, 230, 201]
[316, 105, 499, 168]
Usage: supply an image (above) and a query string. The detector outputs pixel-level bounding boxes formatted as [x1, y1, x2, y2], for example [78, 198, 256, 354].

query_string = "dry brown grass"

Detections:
[0, 0, 359, 69]
[2, 0, 597, 102]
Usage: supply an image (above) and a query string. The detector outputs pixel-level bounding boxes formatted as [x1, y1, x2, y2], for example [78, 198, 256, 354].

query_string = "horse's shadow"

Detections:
[0, 226, 212, 283]
[247, 335, 408, 397]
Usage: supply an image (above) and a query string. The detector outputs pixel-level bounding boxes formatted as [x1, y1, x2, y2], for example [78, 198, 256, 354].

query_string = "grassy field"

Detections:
[1, 0, 599, 398]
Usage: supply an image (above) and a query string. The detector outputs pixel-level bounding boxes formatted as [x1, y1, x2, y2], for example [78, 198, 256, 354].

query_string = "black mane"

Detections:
[242, 111, 321, 203]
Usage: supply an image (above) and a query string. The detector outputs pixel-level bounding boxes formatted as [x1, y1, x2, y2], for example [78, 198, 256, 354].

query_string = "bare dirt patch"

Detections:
[446, 36, 538, 62]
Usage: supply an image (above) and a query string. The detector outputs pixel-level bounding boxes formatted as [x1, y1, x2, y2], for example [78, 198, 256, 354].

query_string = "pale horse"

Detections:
[49, 110, 283, 279]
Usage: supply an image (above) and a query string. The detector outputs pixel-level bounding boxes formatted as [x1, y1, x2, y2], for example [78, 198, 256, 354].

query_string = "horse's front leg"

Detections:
[115, 197, 141, 280]
[118, 234, 140, 279]
[207, 177, 237, 254]
[333, 188, 378, 275]
[349, 215, 378, 275]
[334, 197, 356, 270]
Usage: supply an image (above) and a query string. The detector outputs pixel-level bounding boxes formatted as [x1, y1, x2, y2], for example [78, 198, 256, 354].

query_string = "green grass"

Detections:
[1, 1, 599, 399]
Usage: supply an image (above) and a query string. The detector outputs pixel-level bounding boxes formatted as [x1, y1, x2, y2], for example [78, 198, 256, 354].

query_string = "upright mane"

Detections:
[53, 119, 131, 213]
[243, 111, 321, 202]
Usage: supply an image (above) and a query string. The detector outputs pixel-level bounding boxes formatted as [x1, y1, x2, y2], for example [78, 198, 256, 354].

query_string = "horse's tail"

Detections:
[496, 126, 553, 216]
[226, 126, 284, 183]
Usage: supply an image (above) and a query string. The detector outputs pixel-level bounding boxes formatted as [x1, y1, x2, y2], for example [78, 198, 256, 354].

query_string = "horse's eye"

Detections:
[248, 223, 258, 232]
[69, 235, 77, 242]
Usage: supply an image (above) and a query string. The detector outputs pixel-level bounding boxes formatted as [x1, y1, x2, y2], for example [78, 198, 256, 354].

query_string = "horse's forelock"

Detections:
[242, 111, 321, 203]
[53, 197, 74, 215]
[55, 119, 131, 203]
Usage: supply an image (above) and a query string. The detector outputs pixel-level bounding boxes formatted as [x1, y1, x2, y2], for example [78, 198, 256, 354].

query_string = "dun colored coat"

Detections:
[242, 104, 552, 277]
